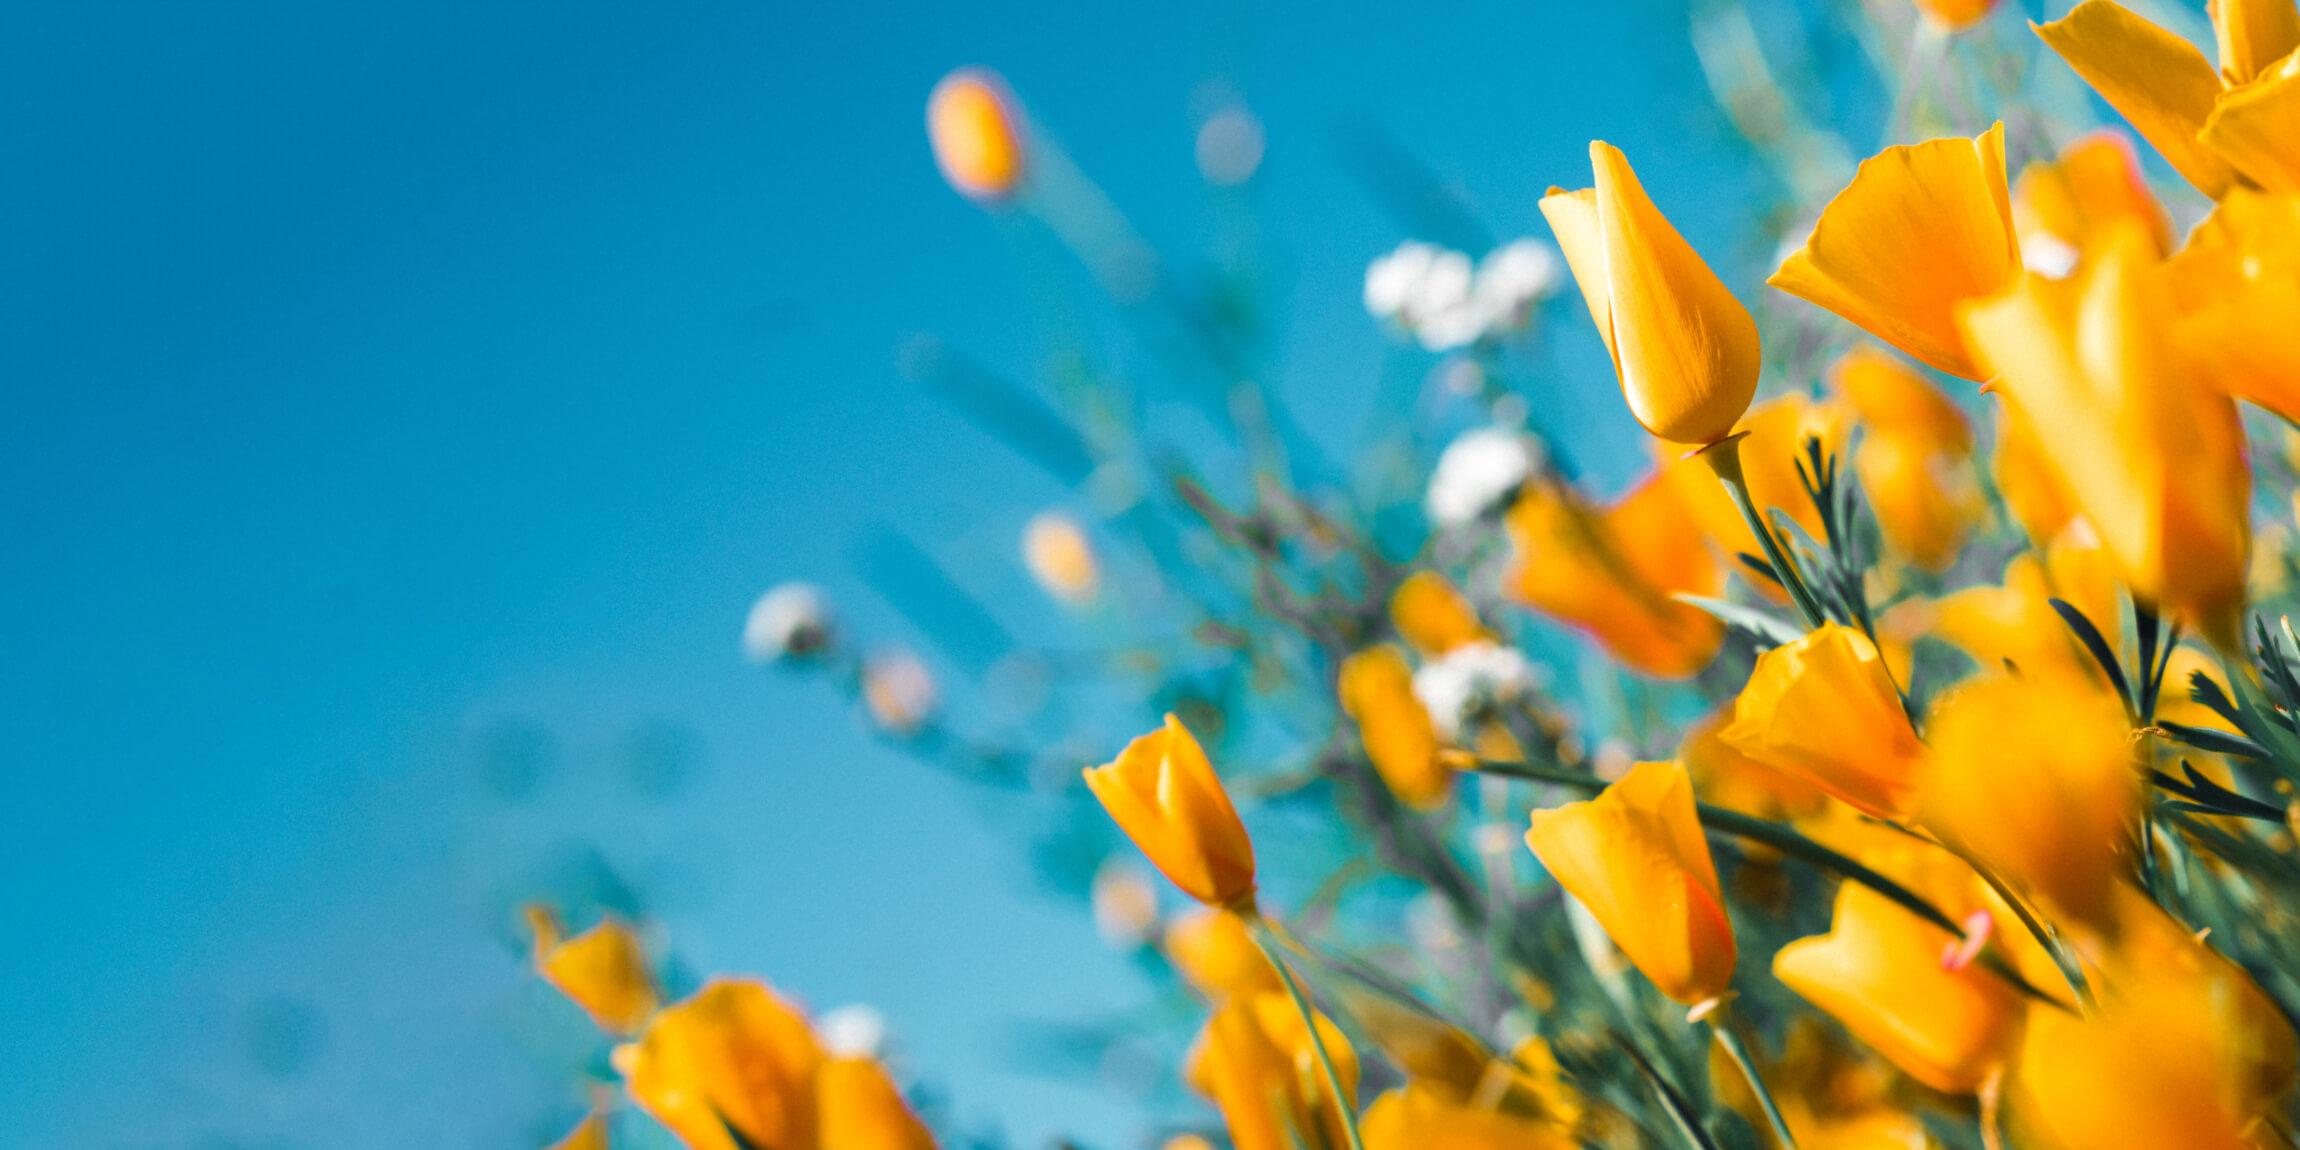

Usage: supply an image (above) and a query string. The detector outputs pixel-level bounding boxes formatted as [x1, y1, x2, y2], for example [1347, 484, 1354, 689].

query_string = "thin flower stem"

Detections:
[1696, 435, 1829, 630]
[1709, 1007, 1797, 1150]
[1470, 759, 2071, 1009]
[1249, 918, 1366, 1150]
[1613, 1033, 1724, 1150]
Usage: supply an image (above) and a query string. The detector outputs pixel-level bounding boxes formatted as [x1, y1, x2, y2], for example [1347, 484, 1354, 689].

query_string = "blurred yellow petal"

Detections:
[1164, 908, 1281, 1001]
[1921, 674, 2137, 925]
[1681, 705, 1828, 823]
[2013, 130, 2174, 261]
[2166, 189, 2300, 421]
[2202, 53, 2300, 192]
[1722, 624, 1924, 819]
[1185, 992, 1360, 1150]
[1506, 476, 1724, 678]
[1661, 393, 1851, 590]
[1932, 533, 2118, 684]
[1525, 760, 1736, 1004]
[1361, 1083, 1579, 1150]
[547, 1114, 609, 1150]
[1960, 225, 2252, 636]
[1833, 348, 1982, 571]
[1339, 645, 1454, 809]
[1918, 0, 2002, 31]
[819, 1056, 937, 1150]
[2214, 0, 2300, 84]
[1389, 571, 1490, 656]
[926, 69, 1024, 202]
[625, 979, 824, 1150]
[2034, 0, 2239, 197]
[1544, 144, 1761, 445]
[1083, 715, 1258, 909]
[530, 909, 659, 1037]
[1989, 400, 2079, 546]
[1770, 124, 2019, 379]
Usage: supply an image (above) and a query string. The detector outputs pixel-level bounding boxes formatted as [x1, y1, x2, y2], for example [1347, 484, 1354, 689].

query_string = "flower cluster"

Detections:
[513, 1, 2300, 1146]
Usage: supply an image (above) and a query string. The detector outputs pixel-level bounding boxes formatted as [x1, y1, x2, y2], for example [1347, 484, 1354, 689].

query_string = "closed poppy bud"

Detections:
[1164, 908, 1280, 1000]
[525, 906, 659, 1036]
[2034, 1, 2239, 198]
[1960, 225, 2252, 642]
[547, 1114, 609, 1150]
[1084, 715, 1258, 910]
[1773, 865, 2024, 1094]
[624, 979, 824, 1150]
[1389, 571, 1489, 656]
[1361, 1083, 1578, 1150]
[1915, 0, 2000, 31]
[2015, 891, 2299, 1148]
[1833, 348, 1982, 572]
[926, 69, 1024, 202]
[1506, 474, 1724, 679]
[819, 1056, 937, 1150]
[1525, 760, 1736, 1005]
[1721, 624, 1923, 819]
[1186, 992, 1361, 1150]
[2012, 131, 2174, 268]
[1339, 645, 1454, 810]
[1771, 124, 2019, 380]
[1540, 142, 1761, 445]
[1921, 675, 2136, 925]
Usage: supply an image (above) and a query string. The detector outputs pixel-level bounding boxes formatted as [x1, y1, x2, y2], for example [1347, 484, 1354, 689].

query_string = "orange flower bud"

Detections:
[1506, 474, 1724, 679]
[1389, 571, 1489, 656]
[1186, 992, 1360, 1150]
[1339, 645, 1453, 810]
[1084, 715, 1257, 910]
[623, 979, 824, 1150]
[926, 69, 1024, 202]
[1722, 624, 1923, 819]
[1525, 760, 1736, 1005]
[525, 905, 659, 1036]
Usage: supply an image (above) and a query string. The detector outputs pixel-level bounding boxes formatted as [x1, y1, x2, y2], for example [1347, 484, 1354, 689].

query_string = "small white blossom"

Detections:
[818, 1004, 888, 1058]
[743, 582, 832, 662]
[1365, 241, 1443, 320]
[1471, 239, 1561, 334]
[1413, 640, 1536, 742]
[1425, 428, 1540, 528]
[1367, 238, 1561, 350]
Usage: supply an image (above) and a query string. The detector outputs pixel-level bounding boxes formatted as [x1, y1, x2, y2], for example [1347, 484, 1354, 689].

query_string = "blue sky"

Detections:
[0, 1, 1788, 1145]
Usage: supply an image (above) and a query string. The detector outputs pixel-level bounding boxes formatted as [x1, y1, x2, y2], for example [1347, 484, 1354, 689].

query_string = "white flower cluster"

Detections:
[1364, 238, 1561, 350]
[1413, 640, 1537, 743]
[1425, 427, 1542, 528]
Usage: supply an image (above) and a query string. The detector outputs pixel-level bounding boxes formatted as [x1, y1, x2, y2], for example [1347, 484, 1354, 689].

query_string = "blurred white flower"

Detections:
[1413, 640, 1536, 742]
[862, 649, 939, 736]
[818, 1004, 888, 1058]
[1196, 105, 1265, 186]
[1472, 239, 1561, 334]
[1425, 427, 1540, 528]
[743, 582, 832, 662]
[1090, 859, 1161, 949]
[1366, 238, 1561, 350]
[1023, 511, 1100, 604]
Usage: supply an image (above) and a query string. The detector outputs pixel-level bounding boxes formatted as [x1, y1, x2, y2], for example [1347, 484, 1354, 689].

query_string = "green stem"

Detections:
[1698, 435, 1828, 630]
[1249, 918, 1366, 1150]
[1710, 1009, 1797, 1150]
[1472, 759, 2069, 1009]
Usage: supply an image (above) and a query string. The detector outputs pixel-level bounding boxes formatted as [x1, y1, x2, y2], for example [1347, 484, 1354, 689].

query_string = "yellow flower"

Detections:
[2214, 0, 2300, 85]
[819, 1056, 937, 1150]
[547, 1113, 609, 1150]
[1022, 511, 1098, 604]
[1930, 532, 2119, 686]
[1163, 907, 1281, 1001]
[1832, 348, 1982, 572]
[1921, 674, 2136, 925]
[1721, 624, 1924, 820]
[1507, 473, 1724, 679]
[623, 978, 824, 1150]
[926, 69, 1024, 202]
[1960, 224, 2252, 641]
[1360, 1083, 1578, 1150]
[526, 905, 659, 1036]
[2015, 890, 2298, 1149]
[1681, 705, 1828, 824]
[1084, 715, 1258, 910]
[2201, 51, 2300, 192]
[1772, 847, 2024, 1094]
[2166, 189, 2300, 423]
[1389, 571, 1489, 656]
[2012, 130, 2174, 262]
[1524, 760, 1736, 1005]
[1915, 0, 1999, 32]
[1541, 142, 1761, 445]
[1339, 645, 1453, 809]
[1989, 402, 2079, 546]
[2034, 1, 2240, 197]
[1770, 124, 2019, 380]
[1185, 992, 1361, 1150]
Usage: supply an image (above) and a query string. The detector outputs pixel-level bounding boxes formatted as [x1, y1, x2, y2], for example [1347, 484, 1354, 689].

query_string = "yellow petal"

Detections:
[1338, 645, 1453, 810]
[2201, 53, 2300, 192]
[1388, 571, 1490, 656]
[1538, 186, 1614, 366]
[1083, 715, 1258, 908]
[1769, 124, 2019, 379]
[2213, 0, 2300, 84]
[547, 1114, 609, 1150]
[2034, 0, 2239, 198]
[2012, 129, 2174, 259]
[819, 1056, 938, 1150]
